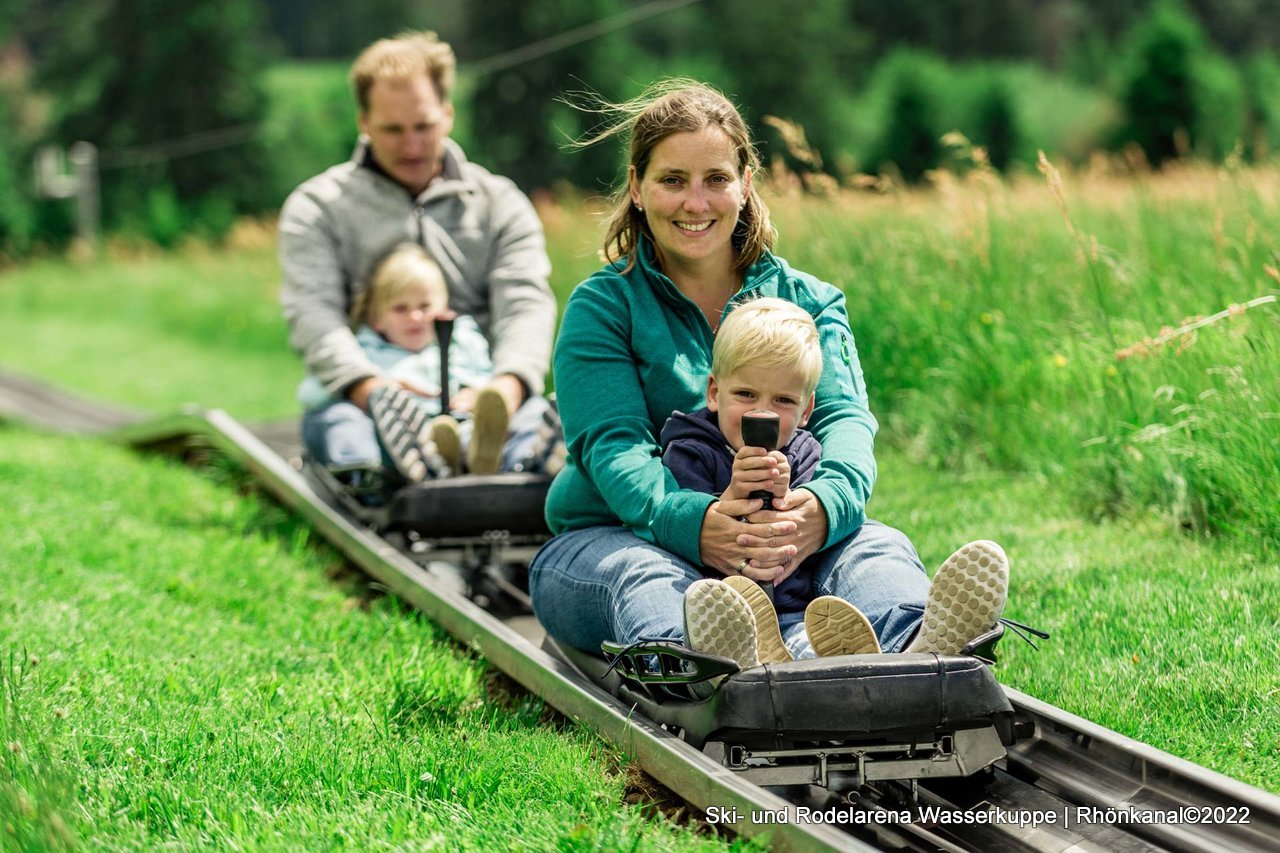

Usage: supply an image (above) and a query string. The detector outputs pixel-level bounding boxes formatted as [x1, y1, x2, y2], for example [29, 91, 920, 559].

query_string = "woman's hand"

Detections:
[699, 498, 797, 583]
[736, 488, 829, 583]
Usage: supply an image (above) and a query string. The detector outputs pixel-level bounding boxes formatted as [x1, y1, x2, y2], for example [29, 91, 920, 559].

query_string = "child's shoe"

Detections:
[906, 540, 1009, 655]
[723, 575, 793, 663]
[428, 415, 463, 476]
[528, 397, 568, 475]
[804, 596, 881, 656]
[369, 385, 437, 483]
[467, 386, 509, 475]
[683, 579, 759, 670]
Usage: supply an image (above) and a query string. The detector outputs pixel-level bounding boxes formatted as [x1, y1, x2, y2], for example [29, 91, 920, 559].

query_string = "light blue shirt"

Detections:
[297, 315, 493, 413]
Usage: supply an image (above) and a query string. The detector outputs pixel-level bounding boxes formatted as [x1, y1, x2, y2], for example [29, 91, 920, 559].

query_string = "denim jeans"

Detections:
[300, 396, 555, 472]
[529, 519, 930, 658]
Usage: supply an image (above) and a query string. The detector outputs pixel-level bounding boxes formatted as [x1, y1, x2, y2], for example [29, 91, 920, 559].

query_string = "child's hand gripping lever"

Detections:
[740, 410, 780, 604]
[434, 316, 455, 415]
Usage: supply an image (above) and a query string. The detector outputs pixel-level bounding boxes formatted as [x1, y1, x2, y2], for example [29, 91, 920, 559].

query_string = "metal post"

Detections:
[69, 142, 99, 251]
[34, 141, 100, 254]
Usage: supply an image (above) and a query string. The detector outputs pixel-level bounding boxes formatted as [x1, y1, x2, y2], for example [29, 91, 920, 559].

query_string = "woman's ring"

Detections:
[736, 558, 751, 575]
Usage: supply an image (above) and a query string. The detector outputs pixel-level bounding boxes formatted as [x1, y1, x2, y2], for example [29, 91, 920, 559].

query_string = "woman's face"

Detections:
[628, 125, 751, 274]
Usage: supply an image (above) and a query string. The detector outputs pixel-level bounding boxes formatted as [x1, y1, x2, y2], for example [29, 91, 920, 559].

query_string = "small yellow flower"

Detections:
[1052, 354, 1069, 368]
[1106, 365, 1118, 377]
[980, 312, 994, 325]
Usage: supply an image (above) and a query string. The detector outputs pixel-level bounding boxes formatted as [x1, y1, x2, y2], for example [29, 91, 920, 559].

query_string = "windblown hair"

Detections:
[353, 243, 448, 327]
[573, 79, 775, 273]
[350, 31, 456, 111]
[712, 298, 822, 398]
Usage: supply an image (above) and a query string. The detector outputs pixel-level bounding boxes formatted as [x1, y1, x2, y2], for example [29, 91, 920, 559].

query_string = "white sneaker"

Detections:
[723, 575, 793, 663]
[804, 596, 881, 656]
[906, 540, 1010, 655]
[683, 579, 760, 669]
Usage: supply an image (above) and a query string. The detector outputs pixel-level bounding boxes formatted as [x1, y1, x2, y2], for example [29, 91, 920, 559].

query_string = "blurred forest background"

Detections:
[2, 0, 1279, 254]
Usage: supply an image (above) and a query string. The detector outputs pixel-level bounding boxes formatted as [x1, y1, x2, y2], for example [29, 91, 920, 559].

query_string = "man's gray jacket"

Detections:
[279, 138, 555, 401]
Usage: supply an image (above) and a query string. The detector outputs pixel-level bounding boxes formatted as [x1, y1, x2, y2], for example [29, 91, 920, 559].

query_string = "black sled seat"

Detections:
[548, 638, 1016, 786]
[702, 653, 1013, 747]
[381, 472, 553, 539]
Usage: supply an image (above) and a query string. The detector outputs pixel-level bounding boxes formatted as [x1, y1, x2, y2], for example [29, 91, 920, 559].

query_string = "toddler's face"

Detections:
[707, 364, 814, 450]
[372, 283, 446, 352]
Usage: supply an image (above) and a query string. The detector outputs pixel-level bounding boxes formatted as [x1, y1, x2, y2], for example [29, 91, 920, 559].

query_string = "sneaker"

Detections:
[723, 575, 793, 664]
[526, 398, 567, 475]
[804, 596, 881, 656]
[906, 540, 1009, 655]
[683, 579, 759, 670]
[369, 385, 437, 483]
[428, 415, 463, 477]
[467, 386, 509, 475]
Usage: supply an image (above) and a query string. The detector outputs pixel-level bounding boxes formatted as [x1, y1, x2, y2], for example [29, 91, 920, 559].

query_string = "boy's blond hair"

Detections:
[712, 298, 822, 398]
[353, 243, 448, 326]
[350, 31, 456, 111]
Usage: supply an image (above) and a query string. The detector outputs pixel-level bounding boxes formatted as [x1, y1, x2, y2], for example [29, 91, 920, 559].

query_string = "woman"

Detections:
[531, 80, 1009, 665]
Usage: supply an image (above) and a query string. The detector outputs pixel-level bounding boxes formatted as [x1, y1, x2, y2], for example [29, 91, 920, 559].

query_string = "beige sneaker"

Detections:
[906, 540, 1009, 655]
[467, 386, 509, 475]
[683, 579, 759, 669]
[805, 596, 881, 656]
[723, 575, 793, 664]
[428, 415, 463, 476]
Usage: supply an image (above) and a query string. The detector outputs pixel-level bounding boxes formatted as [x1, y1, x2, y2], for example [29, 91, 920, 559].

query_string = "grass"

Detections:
[763, 157, 1280, 548]
[0, 426, 730, 849]
[2, 164, 1278, 844]
[872, 452, 1280, 790]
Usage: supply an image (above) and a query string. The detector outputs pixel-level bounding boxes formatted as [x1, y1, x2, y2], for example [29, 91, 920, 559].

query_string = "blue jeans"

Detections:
[530, 519, 930, 658]
[301, 396, 555, 472]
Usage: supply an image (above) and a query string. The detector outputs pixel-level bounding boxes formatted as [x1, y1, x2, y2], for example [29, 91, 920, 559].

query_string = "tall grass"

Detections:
[755, 156, 1280, 548]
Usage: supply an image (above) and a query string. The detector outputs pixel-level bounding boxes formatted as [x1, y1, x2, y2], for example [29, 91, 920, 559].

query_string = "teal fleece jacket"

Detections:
[545, 239, 878, 566]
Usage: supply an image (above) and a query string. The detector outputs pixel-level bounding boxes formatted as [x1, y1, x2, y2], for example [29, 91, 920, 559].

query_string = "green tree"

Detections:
[1117, 0, 1207, 164]
[1241, 51, 1280, 158]
[868, 52, 942, 182]
[970, 75, 1020, 171]
[467, 0, 632, 193]
[0, 1, 34, 253]
[39, 0, 271, 241]
[698, 0, 861, 178]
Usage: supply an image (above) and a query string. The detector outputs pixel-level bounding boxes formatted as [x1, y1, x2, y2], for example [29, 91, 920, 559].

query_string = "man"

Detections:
[280, 31, 555, 470]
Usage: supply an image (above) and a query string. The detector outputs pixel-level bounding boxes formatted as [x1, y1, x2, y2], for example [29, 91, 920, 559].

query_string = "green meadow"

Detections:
[2, 162, 1278, 846]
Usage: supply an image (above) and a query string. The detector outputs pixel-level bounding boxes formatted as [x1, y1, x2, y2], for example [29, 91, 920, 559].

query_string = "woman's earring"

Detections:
[635, 203, 644, 212]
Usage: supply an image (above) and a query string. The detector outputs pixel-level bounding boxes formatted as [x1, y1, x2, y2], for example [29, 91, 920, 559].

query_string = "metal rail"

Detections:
[5, 375, 1278, 852]
[105, 406, 865, 852]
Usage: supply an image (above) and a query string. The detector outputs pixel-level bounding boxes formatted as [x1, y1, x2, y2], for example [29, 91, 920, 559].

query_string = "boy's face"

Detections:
[707, 364, 815, 450]
[371, 283, 447, 352]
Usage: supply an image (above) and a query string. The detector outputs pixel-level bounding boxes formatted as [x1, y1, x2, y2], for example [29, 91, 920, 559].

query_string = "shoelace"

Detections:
[601, 635, 684, 680]
[900, 603, 1049, 651]
[998, 615, 1050, 650]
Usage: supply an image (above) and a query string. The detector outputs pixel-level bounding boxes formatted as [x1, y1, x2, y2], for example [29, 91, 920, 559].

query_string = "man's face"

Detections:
[359, 74, 454, 195]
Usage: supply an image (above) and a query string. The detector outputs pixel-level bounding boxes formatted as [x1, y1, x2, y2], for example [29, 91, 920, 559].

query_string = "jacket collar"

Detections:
[631, 235, 784, 304]
[352, 137, 474, 202]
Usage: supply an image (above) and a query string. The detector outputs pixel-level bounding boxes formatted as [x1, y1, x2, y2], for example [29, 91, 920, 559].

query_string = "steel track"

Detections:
[4, 376, 1278, 852]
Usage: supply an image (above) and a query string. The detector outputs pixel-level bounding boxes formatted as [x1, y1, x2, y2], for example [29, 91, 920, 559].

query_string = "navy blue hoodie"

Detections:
[659, 407, 823, 613]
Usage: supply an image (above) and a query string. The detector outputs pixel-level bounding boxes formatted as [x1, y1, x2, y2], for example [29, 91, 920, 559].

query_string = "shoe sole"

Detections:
[805, 596, 881, 656]
[370, 387, 432, 482]
[467, 387, 508, 475]
[428, 416, 463, 476]
[684, 579, 759, 669]
[723, 576, 792, 663]
[906, 540, 1009, 655]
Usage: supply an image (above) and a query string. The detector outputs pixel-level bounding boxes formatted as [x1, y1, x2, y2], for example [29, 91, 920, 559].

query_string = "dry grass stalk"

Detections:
[1115, 294, 1279, 361]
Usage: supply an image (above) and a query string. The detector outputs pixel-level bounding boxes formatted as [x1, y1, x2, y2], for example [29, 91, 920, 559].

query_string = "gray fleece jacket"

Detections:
[278, 138, 556, 400]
